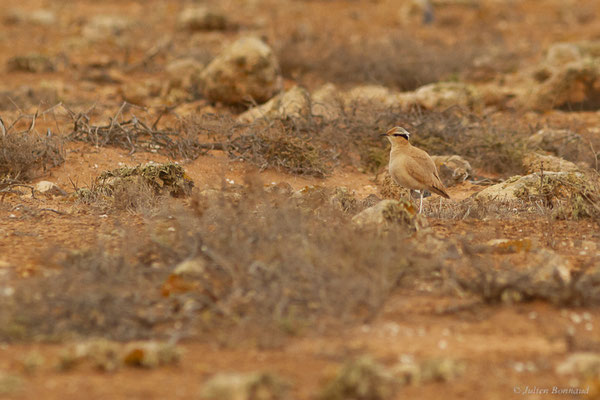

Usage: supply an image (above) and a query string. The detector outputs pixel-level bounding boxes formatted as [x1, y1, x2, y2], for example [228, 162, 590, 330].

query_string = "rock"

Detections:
[177, 7, 227, 31]
[545, 43, 582, 66]
[556, 353, 600, 376]
[418, 358, 465, 382]
[5, 9, 56, 26]
[173, 257, 207, 277]
[59, 339, 180, 371]
[35, 181, 67, 197]
[528, 249, 572, 285]
[522, 153, 580, 174]
[166, 58, 205, 90]
[82, 15, 133, 41]
[198, 37, 282, 105]
[412, 82, 480, 110]
[88, 163, 194, 199]
[311, 83, 341, 120]
[7, 54, 55, 73]
[122, 342, 181, 368]
[431, 155, 472, 186]
[475, 171, 585, 202]
[201, 372, 290, 400]
[59, 339, 122, 372]
[318, 357, 396, 400]
[352, 199, 423, 231]
[532, 59, 600, 111]
[118, 81, 160, 106]
[329, 187, 359, 213]
[484, 238, 533, 254]
[237, 86, 311, 123]
[264, 182, 294, 196]
[344, 85, 400, 108]
[526, 128, 583, 160]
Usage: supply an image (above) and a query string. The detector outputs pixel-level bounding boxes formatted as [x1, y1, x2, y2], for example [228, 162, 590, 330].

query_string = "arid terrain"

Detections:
[1, 0, 600, 399]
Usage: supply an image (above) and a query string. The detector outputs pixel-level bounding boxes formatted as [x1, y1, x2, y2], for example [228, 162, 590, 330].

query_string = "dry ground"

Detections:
[1, 0, 600, 399]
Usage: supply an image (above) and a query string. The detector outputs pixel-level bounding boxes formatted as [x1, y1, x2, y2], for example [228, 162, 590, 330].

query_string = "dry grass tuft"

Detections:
[0, 118, 64, 182]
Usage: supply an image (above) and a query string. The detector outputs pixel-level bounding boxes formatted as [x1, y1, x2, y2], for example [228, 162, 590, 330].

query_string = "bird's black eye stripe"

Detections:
[393, 133, 410, 139]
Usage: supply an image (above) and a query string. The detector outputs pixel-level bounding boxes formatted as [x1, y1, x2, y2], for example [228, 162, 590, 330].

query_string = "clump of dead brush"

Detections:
[0, 178, 439, 343]
[276, 32, 480, 90]
[226, 121, 330, 177]
[0, 113, 64, 182]
[64, 103, 204, 160]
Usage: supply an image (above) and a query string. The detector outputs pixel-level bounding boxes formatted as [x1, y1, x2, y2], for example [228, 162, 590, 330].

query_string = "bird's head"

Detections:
[381, 126, 411, 145]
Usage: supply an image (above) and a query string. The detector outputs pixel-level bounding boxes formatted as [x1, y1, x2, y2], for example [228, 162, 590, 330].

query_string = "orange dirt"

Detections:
[2, 0, 600, 399]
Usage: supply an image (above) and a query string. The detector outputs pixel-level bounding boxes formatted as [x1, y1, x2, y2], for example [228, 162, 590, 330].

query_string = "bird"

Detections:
[381, 126, 449, 213]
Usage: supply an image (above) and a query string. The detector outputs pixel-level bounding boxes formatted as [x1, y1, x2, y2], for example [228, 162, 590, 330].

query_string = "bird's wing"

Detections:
[404, 150, 450, 199]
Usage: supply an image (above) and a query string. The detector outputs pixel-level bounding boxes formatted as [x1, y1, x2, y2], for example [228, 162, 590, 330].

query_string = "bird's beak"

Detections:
[379, 133, 388, 137]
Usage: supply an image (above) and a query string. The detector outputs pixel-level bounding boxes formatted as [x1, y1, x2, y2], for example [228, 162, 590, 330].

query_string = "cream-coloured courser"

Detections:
[382, 126, 450, 213]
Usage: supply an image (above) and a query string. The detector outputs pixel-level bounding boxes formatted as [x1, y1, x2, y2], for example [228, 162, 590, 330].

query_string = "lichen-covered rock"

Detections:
[556, 353, 600, 376]
[532, 59, 600, 111]
[352, 199, 423, 231]
[198, 37, 282, 105]
[484, 238, 533, 254]
[96, 162, 194, 197]
[176, 6, 227, 31]
[82, 15, 133, 41]
[344, 85, 401, 108]
[311, 83, 342, 120]
[122, 342, 181, 368]
[545, 43, 582, 66]
[5, 9, 56, 26]
[526, 128, 583, 160]
[238, 86, 311, 123]
[166, 58, 205, 90]
[475, 172, 583, 201]
[318, 357, 397, 400]
[59, 339, 181, 371]
[412, 82, 480, 110]
[522, 153, 580, 174]
[201, 372, 291, 400]
[476, 170, 600, 219]
[35, 181, 67, 197]
[430, 155, 472, 186]
[418, 358, 465, 383]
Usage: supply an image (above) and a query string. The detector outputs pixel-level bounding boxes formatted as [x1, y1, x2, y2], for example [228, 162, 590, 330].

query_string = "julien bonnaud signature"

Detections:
[513, 386, 590, 395]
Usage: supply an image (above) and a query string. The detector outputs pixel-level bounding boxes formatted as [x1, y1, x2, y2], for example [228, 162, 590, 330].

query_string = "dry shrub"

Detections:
[277, 34, 479, 90]
[65, 104, 204, 160]
[0, 247, 172, 342]
[0, 129, 64, 181]
[0, 179, 433, 343]
[225, 121, 330, 177]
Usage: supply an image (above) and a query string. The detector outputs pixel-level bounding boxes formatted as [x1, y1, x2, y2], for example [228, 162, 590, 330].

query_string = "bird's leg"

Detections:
[418, 190, 423, 214]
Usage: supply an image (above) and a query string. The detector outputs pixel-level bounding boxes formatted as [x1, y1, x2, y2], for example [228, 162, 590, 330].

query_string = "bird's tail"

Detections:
[430, 185, 450, 199]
